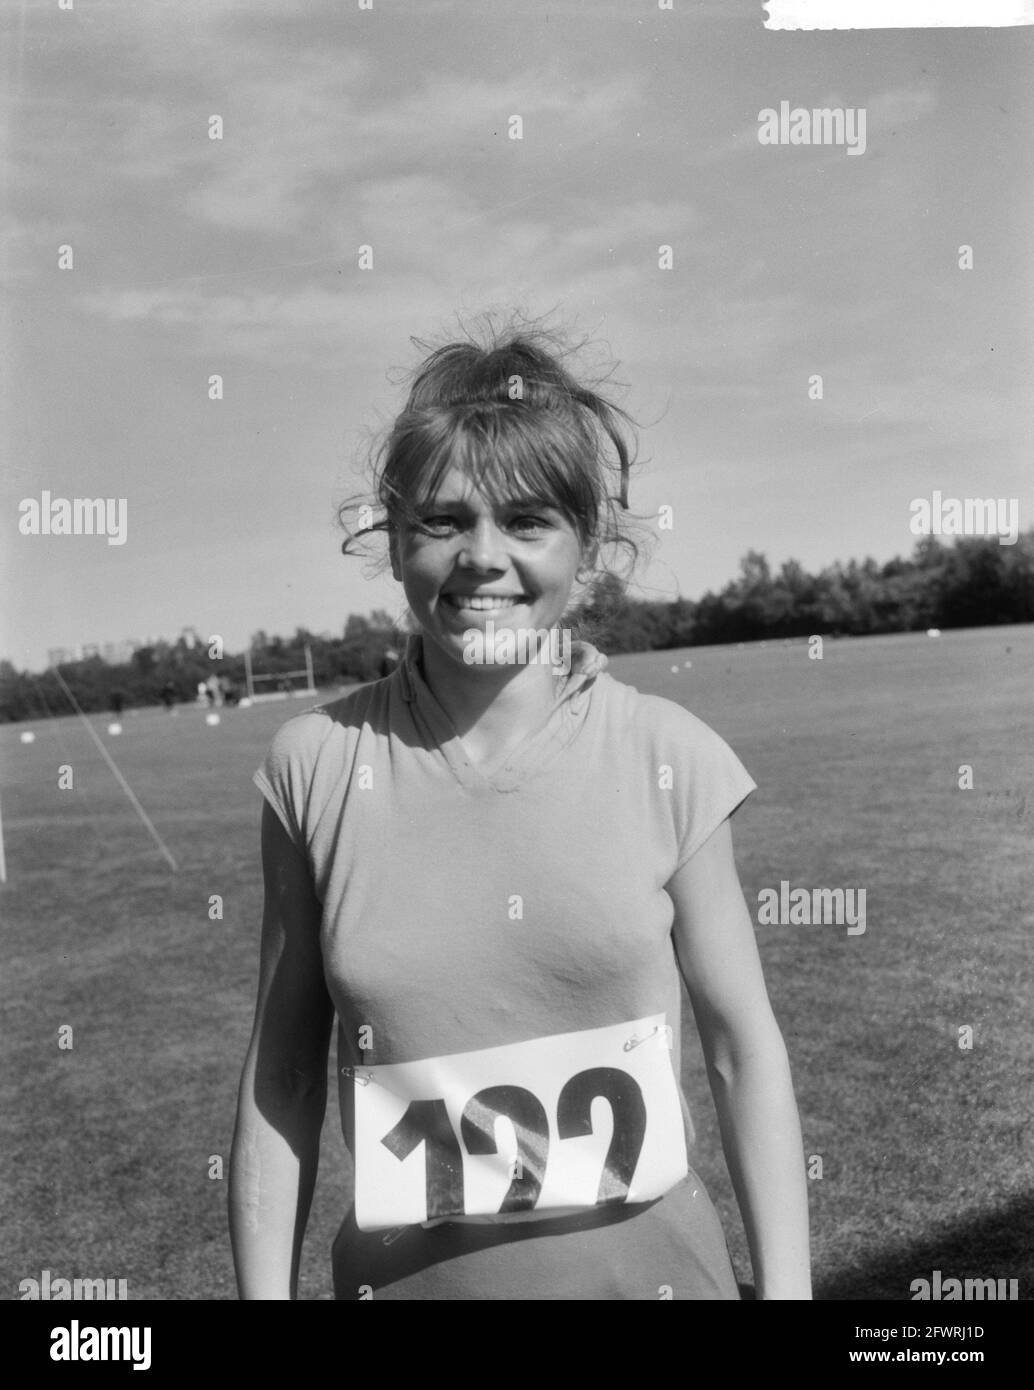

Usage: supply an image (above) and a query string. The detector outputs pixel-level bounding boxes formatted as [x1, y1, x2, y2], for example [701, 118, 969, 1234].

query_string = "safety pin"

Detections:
[382, 1227, 407, 1246]
[341, 1066, 375, 1086]
[623, 1024, 673, 1052]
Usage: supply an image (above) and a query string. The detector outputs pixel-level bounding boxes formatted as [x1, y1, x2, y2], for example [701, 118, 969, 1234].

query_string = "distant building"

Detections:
[46, 639, 142, 667]
[101, 639, 141, 664]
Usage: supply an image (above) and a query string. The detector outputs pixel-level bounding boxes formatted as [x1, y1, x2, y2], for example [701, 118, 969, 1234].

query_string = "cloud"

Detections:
[180, 65, 643, 236]
[75, 179, 700, 368]
[3, 0, 647, 263]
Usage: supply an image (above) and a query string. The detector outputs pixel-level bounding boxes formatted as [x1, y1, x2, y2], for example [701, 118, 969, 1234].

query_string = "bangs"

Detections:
[382, 404, 601, 537]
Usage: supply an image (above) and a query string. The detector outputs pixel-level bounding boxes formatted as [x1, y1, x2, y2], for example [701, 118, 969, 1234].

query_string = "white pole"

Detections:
[304, 643, 315, 694]
[51, 667, 178, 872]
[0, 791, 7, 884]
[244, 648, 254, 701]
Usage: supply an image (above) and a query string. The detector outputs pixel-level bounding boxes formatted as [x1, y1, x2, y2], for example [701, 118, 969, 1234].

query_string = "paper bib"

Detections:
[353, 1013, 688, 1232]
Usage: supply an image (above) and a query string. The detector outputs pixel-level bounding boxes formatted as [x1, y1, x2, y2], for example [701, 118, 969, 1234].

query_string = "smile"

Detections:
[442, 594, 527, 611]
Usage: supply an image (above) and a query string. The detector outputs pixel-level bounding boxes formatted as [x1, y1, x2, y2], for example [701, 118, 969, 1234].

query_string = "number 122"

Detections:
[380, 1067, 647, 1220]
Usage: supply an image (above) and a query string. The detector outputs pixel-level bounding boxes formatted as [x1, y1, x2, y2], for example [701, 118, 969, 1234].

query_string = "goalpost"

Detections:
[243, 643, 317, 703]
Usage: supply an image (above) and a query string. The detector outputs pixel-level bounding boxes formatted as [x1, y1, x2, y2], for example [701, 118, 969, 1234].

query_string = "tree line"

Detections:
[2, 532, 1031, 723]
[583, 531, 1034, 652]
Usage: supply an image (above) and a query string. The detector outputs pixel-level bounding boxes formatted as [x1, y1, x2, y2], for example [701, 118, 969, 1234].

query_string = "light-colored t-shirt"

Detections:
[254, 636, 756, 1300]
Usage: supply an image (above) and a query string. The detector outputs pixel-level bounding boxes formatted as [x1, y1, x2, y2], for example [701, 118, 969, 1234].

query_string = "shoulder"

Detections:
[263, 682, 385, 766]
[591, 668, 756, 867]
[593, 670, 745, 765]
[254, 681, 392, 853]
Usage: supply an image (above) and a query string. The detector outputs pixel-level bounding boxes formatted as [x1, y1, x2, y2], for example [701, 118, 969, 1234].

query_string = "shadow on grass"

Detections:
[814, 1191, 1034, 1300]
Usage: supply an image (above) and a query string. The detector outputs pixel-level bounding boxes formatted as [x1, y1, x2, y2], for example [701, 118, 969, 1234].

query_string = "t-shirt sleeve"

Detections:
[665, 706, 757, 871]
[253, 713, 327, 855]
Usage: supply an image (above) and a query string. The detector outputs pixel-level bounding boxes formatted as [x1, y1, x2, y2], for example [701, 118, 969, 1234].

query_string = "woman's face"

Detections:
[390, 465, 589, 671]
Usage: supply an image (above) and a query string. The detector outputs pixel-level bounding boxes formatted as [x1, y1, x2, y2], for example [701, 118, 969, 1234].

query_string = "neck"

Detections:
[417, 637, 561, 740]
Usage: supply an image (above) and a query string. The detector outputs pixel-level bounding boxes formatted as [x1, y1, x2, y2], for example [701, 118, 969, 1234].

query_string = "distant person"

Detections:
[109, 689, 125, 717]
[221, 676, 239, 707]
[160, 681, 176, 712]
[230, 322, 811, 1302]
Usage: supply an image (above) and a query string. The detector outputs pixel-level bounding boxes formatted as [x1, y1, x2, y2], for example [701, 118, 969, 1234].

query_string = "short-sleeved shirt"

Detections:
[254, 636, 756, 1300]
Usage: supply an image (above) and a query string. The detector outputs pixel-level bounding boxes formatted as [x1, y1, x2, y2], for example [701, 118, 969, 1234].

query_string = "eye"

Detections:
[416, 513, 460, 536]
[509, 513, 552, 535]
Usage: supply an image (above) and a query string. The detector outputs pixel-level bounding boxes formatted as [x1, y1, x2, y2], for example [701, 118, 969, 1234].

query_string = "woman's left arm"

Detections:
[669, 817, 812, 1300]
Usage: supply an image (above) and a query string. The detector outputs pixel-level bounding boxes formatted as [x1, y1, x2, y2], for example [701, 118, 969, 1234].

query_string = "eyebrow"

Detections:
[419, 494, 558, 512]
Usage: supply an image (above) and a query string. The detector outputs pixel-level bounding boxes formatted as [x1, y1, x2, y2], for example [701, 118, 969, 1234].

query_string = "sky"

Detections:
[2, 0, 1032, 671]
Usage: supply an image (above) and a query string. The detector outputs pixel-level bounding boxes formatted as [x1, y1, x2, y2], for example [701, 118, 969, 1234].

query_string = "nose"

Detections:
[457, 517, 508, 572]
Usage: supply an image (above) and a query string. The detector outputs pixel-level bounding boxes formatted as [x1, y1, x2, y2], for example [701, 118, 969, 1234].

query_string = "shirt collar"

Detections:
[398, 632, 607, 709]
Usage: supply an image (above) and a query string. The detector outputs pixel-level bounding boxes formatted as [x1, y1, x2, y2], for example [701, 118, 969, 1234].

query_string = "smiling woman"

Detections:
[228, 317, 812, 1301]
[338, 323, 642, 759]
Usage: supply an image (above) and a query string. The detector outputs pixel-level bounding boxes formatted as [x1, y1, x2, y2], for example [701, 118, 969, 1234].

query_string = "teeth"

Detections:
[446, 595, 523, 610]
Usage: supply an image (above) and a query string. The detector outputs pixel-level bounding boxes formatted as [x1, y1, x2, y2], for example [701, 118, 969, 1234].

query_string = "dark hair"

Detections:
[339, 318, 647, 623]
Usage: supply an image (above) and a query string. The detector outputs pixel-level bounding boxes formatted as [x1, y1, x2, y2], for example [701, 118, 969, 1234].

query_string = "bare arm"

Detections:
[229, 802, 334, 1299]
[669, 818, 811, 1300]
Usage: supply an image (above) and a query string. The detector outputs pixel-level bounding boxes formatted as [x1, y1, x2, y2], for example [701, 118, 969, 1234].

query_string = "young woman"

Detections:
[229, 324, 811, 1300]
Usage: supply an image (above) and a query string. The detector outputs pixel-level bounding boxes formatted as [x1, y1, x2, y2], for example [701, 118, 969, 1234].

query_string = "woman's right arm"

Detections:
[229, 802, 334, 1299]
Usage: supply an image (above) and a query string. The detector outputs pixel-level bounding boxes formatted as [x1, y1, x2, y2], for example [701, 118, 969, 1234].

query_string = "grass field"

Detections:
[2, 625, 1032, 1301]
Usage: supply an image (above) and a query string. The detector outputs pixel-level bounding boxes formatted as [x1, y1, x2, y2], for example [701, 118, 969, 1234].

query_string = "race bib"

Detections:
[352, 1014, 687, 1232]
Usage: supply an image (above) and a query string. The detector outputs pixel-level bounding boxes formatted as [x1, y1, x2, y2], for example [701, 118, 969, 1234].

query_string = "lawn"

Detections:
[1, 624, 1031, 1300]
